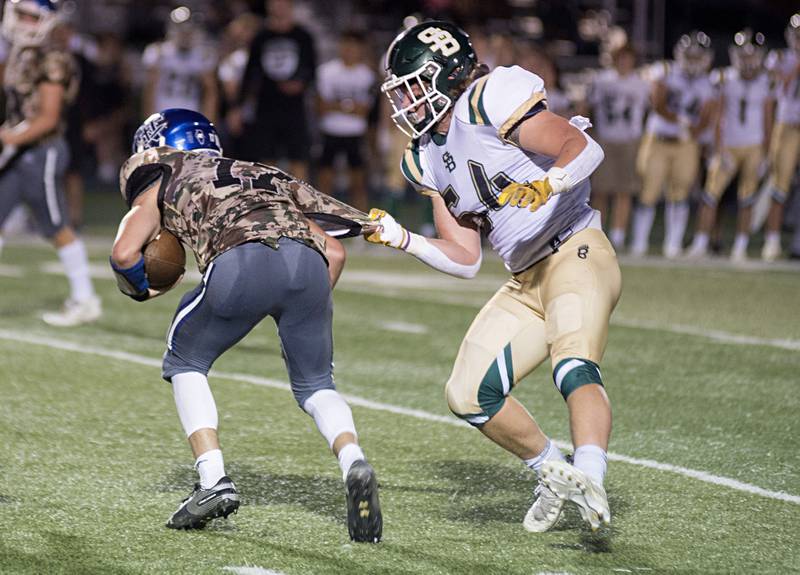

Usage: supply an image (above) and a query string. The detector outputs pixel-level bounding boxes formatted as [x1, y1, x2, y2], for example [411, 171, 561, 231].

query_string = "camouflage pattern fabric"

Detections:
[119, 147, 376, 272]
[3, 45, 78, 137]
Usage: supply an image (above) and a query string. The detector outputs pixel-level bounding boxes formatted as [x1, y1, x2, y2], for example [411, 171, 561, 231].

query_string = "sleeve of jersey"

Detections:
[399, 141, 438, 196]
[42, 51, 75, 87]
[480, 66, 548, 144]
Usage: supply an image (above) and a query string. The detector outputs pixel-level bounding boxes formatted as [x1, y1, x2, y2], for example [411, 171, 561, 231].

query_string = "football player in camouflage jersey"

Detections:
[110, 109, 382, 542]
[0, 0, 101, 325]
[371, 21, 618, 533]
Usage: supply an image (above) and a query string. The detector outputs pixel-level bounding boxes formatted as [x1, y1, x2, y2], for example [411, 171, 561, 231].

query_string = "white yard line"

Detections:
[0, 328, 797, 506]
[379, 321, 429, 334]
[0, 264, 24, 278]
[223, 567, 287, 575]
[36, 262, 800, 351]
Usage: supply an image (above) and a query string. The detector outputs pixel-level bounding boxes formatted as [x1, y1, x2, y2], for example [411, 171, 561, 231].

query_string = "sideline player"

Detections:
[110, 109, 382, 542]
[141, 6, 218, 121]
[0, 0, 100, 325]
[687, 31, 774, 261]
[583, 43, 650, 250]
[631, 31, 716, 258]
[761, 14, 800, 261]
[371, 21, 620, 532]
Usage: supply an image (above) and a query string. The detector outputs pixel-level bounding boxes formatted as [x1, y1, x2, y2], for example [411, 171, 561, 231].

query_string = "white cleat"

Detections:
[523, 481, 564, 533]
[663, 244, 683, 260]
[729, 246, 748, 264]
[541, 460, 610, 531]
[685, 244, 708, 260]
[42, 296, 102, 327]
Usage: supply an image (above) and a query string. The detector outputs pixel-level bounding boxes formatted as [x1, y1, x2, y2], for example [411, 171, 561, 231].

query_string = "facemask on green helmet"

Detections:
[381, 21, 477, 138]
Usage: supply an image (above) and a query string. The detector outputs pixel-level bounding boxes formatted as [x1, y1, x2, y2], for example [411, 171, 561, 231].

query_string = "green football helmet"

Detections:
[381, 21, 477, 138]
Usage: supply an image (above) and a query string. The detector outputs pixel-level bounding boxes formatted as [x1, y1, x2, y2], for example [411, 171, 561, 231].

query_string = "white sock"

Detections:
[573, 444, 608, 486]
[664, 201, 689, 252]
[732, 233, 749, 253]
[195, 448, 225, 489]
[691, 232, 709, 251]
[631, 206, 655, 252]
[609, 228, 625, 249]
[523, 439, 566, 476]
[337, 442, 366, 480]
[57, 239, 95, 302]
[765, 231, 780, 246]
[172, 372, 218, 437]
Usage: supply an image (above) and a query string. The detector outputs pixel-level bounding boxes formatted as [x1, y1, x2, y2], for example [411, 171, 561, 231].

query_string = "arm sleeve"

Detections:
[480, 65, 548, 143]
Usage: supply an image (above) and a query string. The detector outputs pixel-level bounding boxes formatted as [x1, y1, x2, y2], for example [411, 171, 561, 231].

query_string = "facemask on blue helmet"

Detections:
[132, 108, 222, 156]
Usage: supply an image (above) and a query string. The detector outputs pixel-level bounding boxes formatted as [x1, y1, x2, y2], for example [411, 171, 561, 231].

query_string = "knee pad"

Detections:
[162, 349, 211, 382]
[446, 343, 514, 427]
[553, 357, 603, 400]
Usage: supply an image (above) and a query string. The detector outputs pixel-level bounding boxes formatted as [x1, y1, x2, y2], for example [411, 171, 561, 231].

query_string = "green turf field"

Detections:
[1, 237, 798, 575]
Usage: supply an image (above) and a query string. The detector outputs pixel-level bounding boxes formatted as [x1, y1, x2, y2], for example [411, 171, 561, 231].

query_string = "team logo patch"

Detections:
[135, 114, 168, 151]
[442, 152, 456, 172]
[577, 245, 589, 259]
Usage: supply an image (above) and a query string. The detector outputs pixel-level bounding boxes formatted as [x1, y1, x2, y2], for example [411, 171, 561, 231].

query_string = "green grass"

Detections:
[1, 237, 799, 574]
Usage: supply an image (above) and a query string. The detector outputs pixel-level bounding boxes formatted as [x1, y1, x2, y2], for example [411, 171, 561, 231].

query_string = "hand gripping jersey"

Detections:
[770, 49, 800, 125]
[714, 67, 775, 147]
[142, 41, 217, 113]
[645, 62, 714, 138]
[587, 68, 650, 143]
[3, 44, 78, 137]
[400, 65, 595, 273]
[119, 147, 373, 272]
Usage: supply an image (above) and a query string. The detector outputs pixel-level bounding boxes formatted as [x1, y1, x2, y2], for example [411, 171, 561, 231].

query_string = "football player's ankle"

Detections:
[195, 448, 225, 489]
[338, 443, 365, 481]
[573, 444, 607, 486]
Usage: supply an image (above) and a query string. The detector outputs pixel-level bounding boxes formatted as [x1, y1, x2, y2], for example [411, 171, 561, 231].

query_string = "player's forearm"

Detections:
[405, 234, 482, 279]
[3, 116, 58, 146]
[548, 131, 604, 194]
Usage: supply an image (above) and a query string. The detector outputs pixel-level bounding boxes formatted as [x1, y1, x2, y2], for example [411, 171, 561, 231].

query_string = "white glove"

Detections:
[365, 208, 410, 250]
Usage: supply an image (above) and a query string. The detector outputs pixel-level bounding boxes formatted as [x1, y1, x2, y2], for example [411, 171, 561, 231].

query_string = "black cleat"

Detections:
[166, 475, 240, 530]
[345, 461, 382, 543]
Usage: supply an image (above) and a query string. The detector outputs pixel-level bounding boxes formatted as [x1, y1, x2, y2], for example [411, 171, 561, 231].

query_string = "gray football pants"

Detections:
[0, 138, 70, 238]
[162, 239, 335, 407]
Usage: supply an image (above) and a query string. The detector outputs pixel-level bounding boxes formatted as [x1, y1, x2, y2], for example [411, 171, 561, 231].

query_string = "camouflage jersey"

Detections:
[119, 147, 374, 272]
[3, 44, 78, 140]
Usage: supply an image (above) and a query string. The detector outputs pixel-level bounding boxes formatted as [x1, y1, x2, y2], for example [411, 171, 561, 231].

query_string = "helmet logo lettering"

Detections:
[417, 27, 460, 57]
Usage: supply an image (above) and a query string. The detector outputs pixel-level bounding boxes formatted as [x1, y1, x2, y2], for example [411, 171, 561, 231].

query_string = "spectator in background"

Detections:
[82, 33, 131, 185]
[142, 6, 218, 121]
[316, 30, 375, 212]
[230, 0, 316, 182]
[583, 43, 650, 250]
[518, 44, 571, 115]
[217, 12, 261, 156]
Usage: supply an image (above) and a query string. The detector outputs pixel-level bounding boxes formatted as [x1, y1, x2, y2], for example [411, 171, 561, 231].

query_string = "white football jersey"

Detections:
[645, 62, 714, 138]
[399, 65, 595, 273]
[770, 49, 800, 125]
[587, 68, 650, 142]
[317, 59, 375, 137]
[714, 67, 774, 147]
[142, 40, 217, 113]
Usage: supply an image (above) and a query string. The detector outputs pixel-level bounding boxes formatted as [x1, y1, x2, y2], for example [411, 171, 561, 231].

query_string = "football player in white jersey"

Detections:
[761, 14, 800, 261]
[584, 43, 650, 250]
[369, 21, 620, 533]
[687, 31, 775, 261]
[631, 31, 716, 258]
[142, 6, 218, 121]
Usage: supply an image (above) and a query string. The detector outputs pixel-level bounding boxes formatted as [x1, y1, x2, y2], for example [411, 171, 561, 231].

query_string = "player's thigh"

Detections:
[774, 125, 800, 194]
[19, 142, 70, 236]
[539, 228, 621, 367]
[704, 150, 737, 204]
[639, 138, 672, 206]
[668, 141, 700, 202]
[0, 162, 24, 227]
[737, 146, 763, 204]
[162, 244, 277, 379]
[445, 286, 549, 423]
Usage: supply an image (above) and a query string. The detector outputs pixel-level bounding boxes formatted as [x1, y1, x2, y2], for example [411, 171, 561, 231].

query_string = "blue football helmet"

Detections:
[132, 109, 223, 156]
[2, 0, 60, 47]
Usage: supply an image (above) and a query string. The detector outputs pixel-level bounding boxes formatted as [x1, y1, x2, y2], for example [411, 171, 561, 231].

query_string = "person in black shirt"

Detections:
[228, 0, 316, 182]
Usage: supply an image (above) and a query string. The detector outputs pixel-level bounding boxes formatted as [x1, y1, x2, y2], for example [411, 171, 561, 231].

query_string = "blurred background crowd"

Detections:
[2, 0, 800, 261]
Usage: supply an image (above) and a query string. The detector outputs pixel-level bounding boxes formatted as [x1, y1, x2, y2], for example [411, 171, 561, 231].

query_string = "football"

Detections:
[143, 231, 186, 290]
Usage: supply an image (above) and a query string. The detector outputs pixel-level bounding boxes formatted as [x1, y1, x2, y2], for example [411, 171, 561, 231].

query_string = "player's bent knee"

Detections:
[303, 388, 357, 449]
[553, 357, 603, 400]
[162, 350, 211, 383]
[446, 344, 514, 427]
[293, 377, 336, 409]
